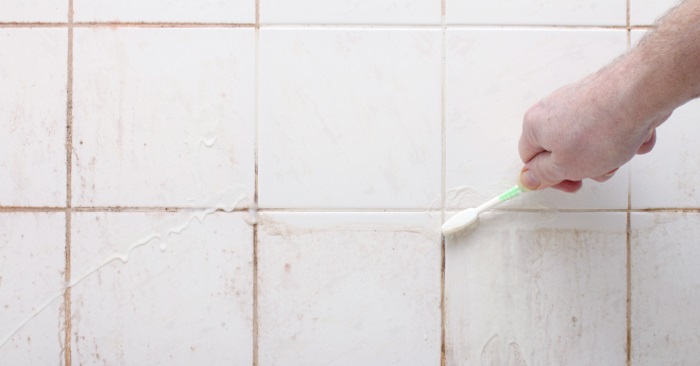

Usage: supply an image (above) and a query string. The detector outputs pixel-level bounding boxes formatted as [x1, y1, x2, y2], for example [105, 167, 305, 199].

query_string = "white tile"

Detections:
[446, 29, 628, 210]
[72, 28, 255, 208]
[0, 1, 66, 22]
[260, 0, 440, 25]
[631, 0, 679, 25]
[73, 0, 255, 23]
[445, 212, 626, 365]
[0, 29, 67, 206]
[631, 213, 700, 364]
[630, 30, 700, 208]
[70, 211, 254, 365]
[446, 0, 625, 25]
[0, 213, 65, 364]
[259, 29, 442, 209]
[258, 212, 441, 365]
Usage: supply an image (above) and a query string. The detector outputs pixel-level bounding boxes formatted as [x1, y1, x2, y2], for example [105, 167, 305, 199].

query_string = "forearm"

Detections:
[623, 0, 700, 122]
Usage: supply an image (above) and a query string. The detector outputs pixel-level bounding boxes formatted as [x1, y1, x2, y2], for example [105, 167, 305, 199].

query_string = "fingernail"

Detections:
[519, 170, 541, 190]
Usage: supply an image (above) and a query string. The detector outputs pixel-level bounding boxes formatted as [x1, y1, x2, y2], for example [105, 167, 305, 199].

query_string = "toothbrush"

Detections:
[441, 185, 527, 235]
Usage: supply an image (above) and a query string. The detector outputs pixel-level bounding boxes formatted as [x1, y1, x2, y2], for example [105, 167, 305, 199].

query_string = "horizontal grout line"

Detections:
[0, 22, 66, 28]
[74, 22, 256, 28]
[0, 22, 656, 30]
[440, 24, 654, 30]
[631, 208, 700, 213]
[0, 207, 66, 212]
[259, 207, 441, 213]
[1, 206, 699, 214]
[0, 22, 256, 28]
[71, 206, 249, 212]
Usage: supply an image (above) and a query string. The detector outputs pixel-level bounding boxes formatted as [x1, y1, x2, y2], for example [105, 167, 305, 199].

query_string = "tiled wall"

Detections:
[0, 0, 697, 365]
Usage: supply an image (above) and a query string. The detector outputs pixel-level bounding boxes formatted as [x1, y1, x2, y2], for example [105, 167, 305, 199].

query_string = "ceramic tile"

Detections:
[445, 212, 626, 365]
[630, 30, 700, 208]
[259, 29, 441, 209]
[446, 0, 624, 25]
[631, 212, 700, 364]
[73, 0, 255, 23]
[0, 1, 66, 22]
[0, 213, 65, 364]
[72, 28, 255, 208]
[445, 29, 628, 210]
[70, 211, 254, 365]
[257, 212, 441, 365]
[260, 0, 440, 25]
[630, 0, 678, 25]
[0, 29, 67, 207]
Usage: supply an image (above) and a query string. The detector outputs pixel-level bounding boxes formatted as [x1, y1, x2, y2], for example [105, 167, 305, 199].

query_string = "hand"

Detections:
[518, 66, 672, 192]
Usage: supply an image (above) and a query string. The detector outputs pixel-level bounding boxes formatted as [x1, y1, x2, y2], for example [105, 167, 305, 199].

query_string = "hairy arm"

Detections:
[518, 0, 700, 191]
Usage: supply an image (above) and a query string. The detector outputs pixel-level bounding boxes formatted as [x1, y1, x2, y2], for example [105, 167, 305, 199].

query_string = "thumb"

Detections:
[519, 151, 565, 190]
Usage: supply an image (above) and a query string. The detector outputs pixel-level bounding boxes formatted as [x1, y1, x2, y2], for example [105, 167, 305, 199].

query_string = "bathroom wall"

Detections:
[0, 0, 696, 365]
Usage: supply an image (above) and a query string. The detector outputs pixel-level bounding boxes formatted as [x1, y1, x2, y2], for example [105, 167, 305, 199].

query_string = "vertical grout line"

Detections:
[625, 1, 632, 364]
[64, 0, 74, 365]
[439, 1, 447, 365]
[252, 0, 260, 365]
[626, 178, 632, 366]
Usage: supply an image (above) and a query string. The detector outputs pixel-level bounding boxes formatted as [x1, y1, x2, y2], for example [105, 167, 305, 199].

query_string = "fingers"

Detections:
[551, 180, 583, 193]
[591, 168, 619, 182]
[519, 151, 566, 190]
[518, 127, 545, 164]
[636, 129, 656, 155]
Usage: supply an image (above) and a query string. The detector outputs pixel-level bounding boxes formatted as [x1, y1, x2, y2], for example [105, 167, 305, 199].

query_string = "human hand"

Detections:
[518, 66, 672, 192]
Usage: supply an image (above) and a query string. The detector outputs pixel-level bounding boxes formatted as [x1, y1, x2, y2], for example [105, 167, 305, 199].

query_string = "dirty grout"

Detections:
[253, 0, 260, 364]
[439, 0, 447, 364]
[63, 0, 74, 364]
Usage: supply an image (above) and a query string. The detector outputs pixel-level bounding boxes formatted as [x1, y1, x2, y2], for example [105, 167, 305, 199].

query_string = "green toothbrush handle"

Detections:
[497, 185, 525, 202]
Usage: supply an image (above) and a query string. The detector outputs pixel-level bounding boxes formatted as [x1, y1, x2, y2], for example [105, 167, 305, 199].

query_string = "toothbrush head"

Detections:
[441, 208, 479, 236]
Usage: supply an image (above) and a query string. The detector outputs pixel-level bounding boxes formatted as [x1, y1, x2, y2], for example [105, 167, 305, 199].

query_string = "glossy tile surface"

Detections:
[260, 0, 440, 25]
[73, 0, 255, 23]
[0, 213, 65, 364]
[0, 29, 67, 206]
[0, 0, 66, 22]
[631, 213, 700, 365]
[258, 212, 441, 365]
[446, 29, 628, 210]
[72, 28, 255, 208]
[70, 212, 254, 365]
[445, 212, 627, 365]
[630, 0, 678, 25]
[446, 0, 625, 25]
[259, 29, 441, 209]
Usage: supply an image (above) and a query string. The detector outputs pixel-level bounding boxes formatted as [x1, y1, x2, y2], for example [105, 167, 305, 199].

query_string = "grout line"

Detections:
[3, 206, 700, 214]
[439, 0, 447, 365]
[0, 22, 67, 27]
[71, 206, 249, 213]
[73, 22, 256, 28]
[252, 0, 260, 365]
[0, 22, 657, 30]
[0, 207, 66, 212]
[626, 183, 632, 365]
[625, 8, 632, 362]
[63, 1, 74, 365]
[256, 207, 443, 213]
[2, 206, 700, 214]
[626, 0, 631, 31]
